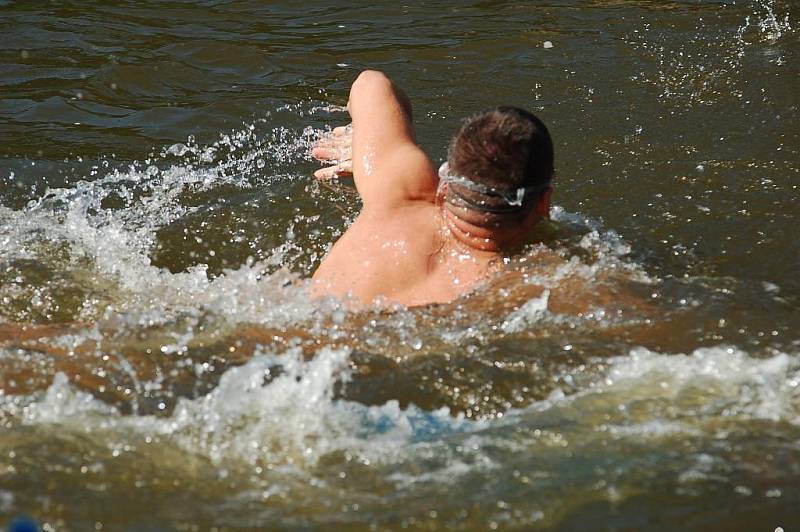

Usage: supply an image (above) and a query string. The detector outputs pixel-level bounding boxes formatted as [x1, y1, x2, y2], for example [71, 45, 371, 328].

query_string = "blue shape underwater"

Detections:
[8, 515, 39, 532]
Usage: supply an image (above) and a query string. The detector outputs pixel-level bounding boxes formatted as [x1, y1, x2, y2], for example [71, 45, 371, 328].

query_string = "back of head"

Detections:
[446, 107, 554, 216]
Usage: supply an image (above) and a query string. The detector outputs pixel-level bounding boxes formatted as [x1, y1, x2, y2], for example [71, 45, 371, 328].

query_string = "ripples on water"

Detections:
[0, 1, 798, 530]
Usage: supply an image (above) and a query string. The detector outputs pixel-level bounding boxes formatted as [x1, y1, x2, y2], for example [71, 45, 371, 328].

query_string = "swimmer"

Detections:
[311, 70, 554, 307]
[1, 73, 659, 404]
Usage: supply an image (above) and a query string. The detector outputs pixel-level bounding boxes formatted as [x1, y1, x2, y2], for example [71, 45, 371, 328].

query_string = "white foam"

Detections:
[545, 206, 653, 285]
[2, 343, 797, 491]
[602, 346, 800, 423]
[0, 116, 335, 328]
[20, 372, 118, 423]
[489, 344, 800, 440]
[502, 289, 550, 332]
[7, 347, 481, 472]
[602, 420, 701, 438]
[164, 346, 354, 466]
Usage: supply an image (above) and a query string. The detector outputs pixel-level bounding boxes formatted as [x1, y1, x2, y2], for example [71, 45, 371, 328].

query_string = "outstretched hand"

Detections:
[311, 124, 353, 179]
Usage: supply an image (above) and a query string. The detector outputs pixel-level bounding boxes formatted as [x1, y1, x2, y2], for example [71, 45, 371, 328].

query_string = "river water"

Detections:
[0, 1, 798, 530]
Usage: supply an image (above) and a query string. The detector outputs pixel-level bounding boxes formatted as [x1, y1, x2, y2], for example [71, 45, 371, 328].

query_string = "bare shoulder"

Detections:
[311, 200, 442, 304]
[319, 200, 440, 265]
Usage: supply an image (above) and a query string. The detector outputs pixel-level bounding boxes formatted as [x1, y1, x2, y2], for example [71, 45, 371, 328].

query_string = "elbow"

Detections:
[348, 70, 412, 118]
[350, 70, 393, 98]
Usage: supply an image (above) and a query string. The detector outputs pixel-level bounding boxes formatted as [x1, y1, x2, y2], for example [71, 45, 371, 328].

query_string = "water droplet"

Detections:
[167, 143, 189, 156]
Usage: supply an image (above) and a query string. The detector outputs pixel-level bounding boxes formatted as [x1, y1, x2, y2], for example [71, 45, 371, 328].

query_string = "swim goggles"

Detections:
[438, 162, 549, 212]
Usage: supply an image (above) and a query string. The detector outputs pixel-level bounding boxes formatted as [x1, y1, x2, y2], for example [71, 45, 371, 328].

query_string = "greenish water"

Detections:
[0, 1, 798, 530]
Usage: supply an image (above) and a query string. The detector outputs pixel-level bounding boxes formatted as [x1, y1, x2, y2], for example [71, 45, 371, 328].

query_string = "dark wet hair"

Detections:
[446, 107, 554, 217]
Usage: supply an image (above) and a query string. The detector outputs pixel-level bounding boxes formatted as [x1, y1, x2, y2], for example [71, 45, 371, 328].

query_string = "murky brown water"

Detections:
[1, 1, 798, 530]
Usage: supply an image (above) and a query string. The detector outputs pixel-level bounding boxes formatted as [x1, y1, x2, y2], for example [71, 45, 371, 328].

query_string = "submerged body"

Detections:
[311, 71, 552, 307]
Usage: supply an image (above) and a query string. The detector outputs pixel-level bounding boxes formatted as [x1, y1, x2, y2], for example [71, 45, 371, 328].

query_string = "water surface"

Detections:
[1, 1, 798, 530]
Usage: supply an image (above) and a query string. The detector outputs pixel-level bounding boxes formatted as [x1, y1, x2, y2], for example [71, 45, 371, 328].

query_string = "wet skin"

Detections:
[310, 70, 550, 307]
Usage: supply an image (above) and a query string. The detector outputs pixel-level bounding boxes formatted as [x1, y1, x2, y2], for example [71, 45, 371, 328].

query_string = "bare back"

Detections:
[308, 71, 509, 307]
[305, 70, 560, 306]
[312, 201, 493, 306]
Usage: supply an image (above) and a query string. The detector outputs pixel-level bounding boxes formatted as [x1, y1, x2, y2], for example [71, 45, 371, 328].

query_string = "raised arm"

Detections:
[316, 70, 439, 208]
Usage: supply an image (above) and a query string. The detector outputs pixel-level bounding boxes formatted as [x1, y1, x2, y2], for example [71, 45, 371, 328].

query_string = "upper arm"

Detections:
[347, 70, 439, 208]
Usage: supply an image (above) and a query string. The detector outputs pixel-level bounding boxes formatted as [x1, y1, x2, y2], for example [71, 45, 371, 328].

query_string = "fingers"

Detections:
[311, 145, 339, 161]
[312, 124, 353, 158]
[332, 125, 352, 136]
[315, 130, 351, 147]
[312, 131, 351, 156]
[312, 123, 353, 178]
[312, 141, 351, 163]
[313, 160, 353, 180]
[315, 124, 352, 147]
[314, 166, 338, 179]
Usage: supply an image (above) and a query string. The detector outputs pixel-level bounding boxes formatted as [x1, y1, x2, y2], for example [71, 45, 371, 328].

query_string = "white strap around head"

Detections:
[438, 162, 542, 208]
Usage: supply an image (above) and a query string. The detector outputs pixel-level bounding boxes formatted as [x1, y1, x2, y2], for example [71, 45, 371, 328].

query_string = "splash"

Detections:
[6, 346, 483, 471]
[628, 0, 793, 105]
[501, 289, 551, 333]
[736, 0, 793, 65]
[4, 344, 797, 474]
[600, 346, 800, 423]
[745, 0, 793, 43]
[0, 106, 347, 326]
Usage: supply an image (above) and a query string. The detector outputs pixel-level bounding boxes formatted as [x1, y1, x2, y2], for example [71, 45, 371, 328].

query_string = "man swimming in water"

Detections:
[311, 70, 554, 307]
